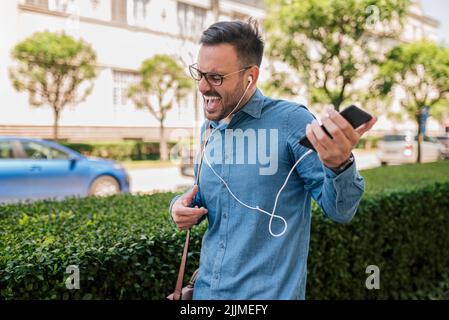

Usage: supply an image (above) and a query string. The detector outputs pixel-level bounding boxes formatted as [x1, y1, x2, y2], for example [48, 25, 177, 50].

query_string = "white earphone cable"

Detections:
[198, 79, 313, 237]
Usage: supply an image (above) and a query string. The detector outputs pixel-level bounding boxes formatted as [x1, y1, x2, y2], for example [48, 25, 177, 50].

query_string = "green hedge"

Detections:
[0, 193, 207, 299]
[62, 141, 177, 161]
[356, 136, 381, 149]
[1, 182, 448, 299]
[308, 182, 449, 299]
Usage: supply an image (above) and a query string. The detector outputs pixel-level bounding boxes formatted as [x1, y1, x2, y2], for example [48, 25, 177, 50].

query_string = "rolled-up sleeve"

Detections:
[287, 106, 365, 224]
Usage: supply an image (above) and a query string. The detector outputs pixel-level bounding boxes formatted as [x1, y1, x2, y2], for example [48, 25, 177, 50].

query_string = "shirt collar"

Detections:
[240, 88, 265, 119]
[210, 89, 265, 129]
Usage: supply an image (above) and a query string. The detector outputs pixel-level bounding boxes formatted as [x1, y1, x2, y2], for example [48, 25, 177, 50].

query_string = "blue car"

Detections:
[0, 137, 130, 203]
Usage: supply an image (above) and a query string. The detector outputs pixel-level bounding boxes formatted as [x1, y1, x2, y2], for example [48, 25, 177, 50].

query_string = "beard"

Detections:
[202, 82, 246, 122]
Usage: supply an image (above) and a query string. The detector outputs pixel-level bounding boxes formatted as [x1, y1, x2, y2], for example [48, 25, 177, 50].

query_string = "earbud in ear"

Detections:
[248, 76, 253, 84]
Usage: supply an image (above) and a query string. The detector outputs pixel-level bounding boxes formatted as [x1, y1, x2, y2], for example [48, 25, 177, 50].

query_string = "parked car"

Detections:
[435, 135, 449, 159]
[377, 133, 444, 165]
[0, 137, 130, 203]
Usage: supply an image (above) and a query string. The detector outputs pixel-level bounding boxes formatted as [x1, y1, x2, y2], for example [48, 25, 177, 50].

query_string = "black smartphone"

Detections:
[299, 105, 373, 151]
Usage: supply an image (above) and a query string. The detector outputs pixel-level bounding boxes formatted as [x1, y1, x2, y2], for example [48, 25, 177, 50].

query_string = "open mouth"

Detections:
[204, 95, 221, 113]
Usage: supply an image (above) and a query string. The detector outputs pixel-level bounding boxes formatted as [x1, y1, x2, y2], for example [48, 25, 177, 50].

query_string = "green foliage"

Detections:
[128, 55, 192, 119]
[62, 141, 175, 161]
[9, 31, 97, 140]
[1, 163, 448, 299]
[355, 136, 381, 150]
[308, 181, 449, 299]
[375, 41, 449, 121]
[260, 63, 301, 99]
[0, 193, 206, 299]
[264, 0, 410, 111]
[375, 41, 449, 163]
[128, 55, 193, 161]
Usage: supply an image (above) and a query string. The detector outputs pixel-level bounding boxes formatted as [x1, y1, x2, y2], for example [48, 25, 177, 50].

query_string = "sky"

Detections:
[421, 0, 449, 44]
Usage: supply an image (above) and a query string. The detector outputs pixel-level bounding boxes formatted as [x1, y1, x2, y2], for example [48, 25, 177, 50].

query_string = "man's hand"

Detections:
[305, 109, 377, 170]
[171, 185, 208, 230]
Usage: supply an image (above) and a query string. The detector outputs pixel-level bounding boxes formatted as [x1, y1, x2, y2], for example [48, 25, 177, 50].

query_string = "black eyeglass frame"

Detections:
[189, 64, 252, 86]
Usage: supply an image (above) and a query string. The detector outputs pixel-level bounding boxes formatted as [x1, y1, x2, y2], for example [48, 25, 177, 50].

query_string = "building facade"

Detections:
[0, 0, 443, 142]
[0, 0, 264, 141]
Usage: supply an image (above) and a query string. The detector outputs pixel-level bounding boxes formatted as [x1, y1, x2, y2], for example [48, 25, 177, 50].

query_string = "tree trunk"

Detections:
[417, 115, 423, 164]
[159, 122, 168, 161]
[333, 94, 343, 112]
[53, 108, 60, 141]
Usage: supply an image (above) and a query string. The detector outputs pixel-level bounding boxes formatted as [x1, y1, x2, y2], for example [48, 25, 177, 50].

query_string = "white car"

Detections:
[377, 134, 444, 165]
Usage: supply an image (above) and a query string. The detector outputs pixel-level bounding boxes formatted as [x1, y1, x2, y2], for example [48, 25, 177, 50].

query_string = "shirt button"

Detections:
[214, 274, 219, 279]
[223, 213, 228, 219]
[220, 241, 225, 249]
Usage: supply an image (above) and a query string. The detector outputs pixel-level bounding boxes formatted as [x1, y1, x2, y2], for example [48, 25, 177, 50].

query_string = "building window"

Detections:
[111, 0, 127, 24]
[132, 0, 150, 26]
[113, 70, 138, 107]
[25, 0, 49, 9]
[177, 2, 207, 39]
[48, 0, 74, 12]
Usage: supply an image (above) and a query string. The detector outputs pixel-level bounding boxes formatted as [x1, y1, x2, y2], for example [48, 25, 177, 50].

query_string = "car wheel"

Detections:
[89, 176, 120, 197]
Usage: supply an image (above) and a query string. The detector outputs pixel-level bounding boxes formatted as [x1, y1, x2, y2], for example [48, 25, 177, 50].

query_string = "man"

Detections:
[169, 20, 376, 300]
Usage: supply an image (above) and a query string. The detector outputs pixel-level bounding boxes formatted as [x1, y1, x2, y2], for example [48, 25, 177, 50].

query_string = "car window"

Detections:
[0, 141, 14, 159]
[20, 141, 69, 160]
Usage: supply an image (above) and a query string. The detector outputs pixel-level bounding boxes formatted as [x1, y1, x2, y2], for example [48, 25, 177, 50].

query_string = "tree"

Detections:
[264, 0, 410, 111]
[375, 41, 449, 163]
[128, 55, 192, 161]
[10, 31, 97, 141]
[260, 62, 301, 99]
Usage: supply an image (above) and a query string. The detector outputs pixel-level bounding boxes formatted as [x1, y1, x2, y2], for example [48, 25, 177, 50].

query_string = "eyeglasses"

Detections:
[189, 64, 251, 86]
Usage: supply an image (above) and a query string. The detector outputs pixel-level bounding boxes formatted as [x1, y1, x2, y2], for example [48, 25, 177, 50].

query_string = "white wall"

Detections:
[0, 0, 206, 129]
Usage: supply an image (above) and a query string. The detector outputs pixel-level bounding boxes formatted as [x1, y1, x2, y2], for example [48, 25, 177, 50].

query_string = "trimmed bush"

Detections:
[356, 136, 381, 150]
[307, 182, 449, 299]
[0, 193, 205, 299]
[1, 182, 448, 299]
[62, 141, 177, 161]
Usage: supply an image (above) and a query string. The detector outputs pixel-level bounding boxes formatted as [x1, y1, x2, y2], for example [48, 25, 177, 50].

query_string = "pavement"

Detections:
[129, 167, 193, 194]
[353, 149, 381, 170]
[129, 150, 381, 194]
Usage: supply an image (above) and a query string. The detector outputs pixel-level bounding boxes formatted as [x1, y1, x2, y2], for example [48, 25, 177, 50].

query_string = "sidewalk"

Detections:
[129, 167, 193, 194]
[353, 149, 380, 170]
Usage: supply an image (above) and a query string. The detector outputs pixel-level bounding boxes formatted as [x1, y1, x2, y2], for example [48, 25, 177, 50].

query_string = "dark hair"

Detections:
[200, 18, 264, 67]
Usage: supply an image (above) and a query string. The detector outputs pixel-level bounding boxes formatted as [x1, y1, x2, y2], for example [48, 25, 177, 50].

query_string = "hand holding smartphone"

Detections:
[299, 105, 373, 151]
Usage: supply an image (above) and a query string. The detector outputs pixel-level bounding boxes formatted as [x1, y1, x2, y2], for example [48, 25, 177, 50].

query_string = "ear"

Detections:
[248, 66, 260, 85]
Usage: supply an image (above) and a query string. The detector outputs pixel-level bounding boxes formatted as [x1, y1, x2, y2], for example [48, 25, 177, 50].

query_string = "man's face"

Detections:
[197, 44, 248, 121]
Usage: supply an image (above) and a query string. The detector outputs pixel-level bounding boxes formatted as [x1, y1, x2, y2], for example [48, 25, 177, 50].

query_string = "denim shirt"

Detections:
[170, 89, 365, 300]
